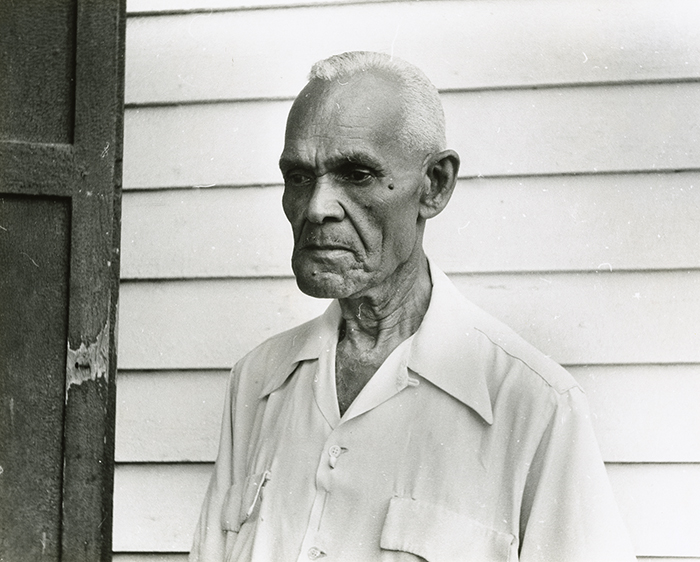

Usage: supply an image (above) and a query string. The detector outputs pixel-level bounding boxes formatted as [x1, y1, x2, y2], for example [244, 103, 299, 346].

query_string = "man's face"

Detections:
[280, 73, 428, 299]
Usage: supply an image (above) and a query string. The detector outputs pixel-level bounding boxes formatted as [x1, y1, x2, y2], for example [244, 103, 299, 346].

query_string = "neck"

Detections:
[337, 252, 432, 350]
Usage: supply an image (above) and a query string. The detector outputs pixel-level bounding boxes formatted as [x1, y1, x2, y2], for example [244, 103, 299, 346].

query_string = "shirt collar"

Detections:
[259, 300, 340, 398]
[258, 261, 494, 425]
[407, 261, 494, 425]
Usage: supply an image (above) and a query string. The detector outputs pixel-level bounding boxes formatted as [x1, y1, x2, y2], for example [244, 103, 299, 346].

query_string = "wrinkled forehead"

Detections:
[284, 72, 405, 143]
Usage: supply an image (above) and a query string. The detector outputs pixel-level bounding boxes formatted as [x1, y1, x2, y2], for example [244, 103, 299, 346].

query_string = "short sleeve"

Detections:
[519, 386, 636, 562]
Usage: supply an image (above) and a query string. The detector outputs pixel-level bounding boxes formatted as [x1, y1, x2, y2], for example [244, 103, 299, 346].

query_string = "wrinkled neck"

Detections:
[337, 253, 431, 352]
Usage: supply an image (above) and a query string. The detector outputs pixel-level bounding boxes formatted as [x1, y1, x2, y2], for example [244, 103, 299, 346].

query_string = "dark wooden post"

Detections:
[0, 1, 126, 560]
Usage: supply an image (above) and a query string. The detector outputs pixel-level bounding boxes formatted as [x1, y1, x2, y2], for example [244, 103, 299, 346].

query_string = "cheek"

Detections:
[381, 203, 421, 253]
[282, 190, 302, 226]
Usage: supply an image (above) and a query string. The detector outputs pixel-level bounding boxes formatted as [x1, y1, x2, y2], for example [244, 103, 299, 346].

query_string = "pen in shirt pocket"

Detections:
[245, 470, 271, 519]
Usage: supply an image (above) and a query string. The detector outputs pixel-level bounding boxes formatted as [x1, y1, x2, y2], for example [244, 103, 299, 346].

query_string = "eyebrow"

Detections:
[340, 151, 384, 171]
[279, 150, 385, 174]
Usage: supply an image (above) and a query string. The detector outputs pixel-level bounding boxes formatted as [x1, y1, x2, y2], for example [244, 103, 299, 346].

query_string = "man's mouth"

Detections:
[298, 244, 352, 255]
[301, 243, 348, 250]
[296, 226, 354, 255]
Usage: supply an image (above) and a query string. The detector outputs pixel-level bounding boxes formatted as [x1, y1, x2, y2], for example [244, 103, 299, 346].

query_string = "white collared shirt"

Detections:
[191, 263, 635, 562]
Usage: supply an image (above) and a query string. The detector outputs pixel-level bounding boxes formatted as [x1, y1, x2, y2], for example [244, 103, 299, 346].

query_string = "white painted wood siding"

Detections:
[116, 0, 700, 559]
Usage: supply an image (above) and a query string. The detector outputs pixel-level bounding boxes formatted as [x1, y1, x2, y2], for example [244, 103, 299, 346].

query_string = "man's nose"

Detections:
[305, 176, 344, 223]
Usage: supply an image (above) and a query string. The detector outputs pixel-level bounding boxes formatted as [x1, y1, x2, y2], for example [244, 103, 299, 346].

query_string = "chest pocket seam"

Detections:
[380, 496, 517, 562]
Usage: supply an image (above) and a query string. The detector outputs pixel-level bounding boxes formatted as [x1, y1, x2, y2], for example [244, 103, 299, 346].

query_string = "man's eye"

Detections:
[285, 172, 313, 187]
[340, 168, 373, 184]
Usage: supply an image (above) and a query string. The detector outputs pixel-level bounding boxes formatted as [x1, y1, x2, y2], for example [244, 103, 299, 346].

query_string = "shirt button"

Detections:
[308, 547, 325, 559]
[328, 445, 343, 468]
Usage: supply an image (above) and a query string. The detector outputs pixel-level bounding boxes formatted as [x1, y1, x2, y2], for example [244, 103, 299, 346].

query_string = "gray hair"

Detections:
[308, 51, 446, 154]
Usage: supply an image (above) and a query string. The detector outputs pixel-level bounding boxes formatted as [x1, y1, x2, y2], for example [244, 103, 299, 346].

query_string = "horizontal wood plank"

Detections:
[123, 100, 288, 189]
[117, 271, 700, 370]
[608, 464, 700, 558]
[637, 556, 700, 562]
[123, 83, 700, 189]
[120, 173, 700, 279]
[116, 371, 229, 462]
[127, 0, 386, 14]
[451, 271, 700, 366]
[569, 365, 700, 463]
[125, 0, 700, 103]
[115, 365, 700, 463]
[121, 185, 293, 279]
[116, 277, 329, 370]
[114, 555, 186, 562]
[113, 463, 212, 553]
[112, 462, 700, 556]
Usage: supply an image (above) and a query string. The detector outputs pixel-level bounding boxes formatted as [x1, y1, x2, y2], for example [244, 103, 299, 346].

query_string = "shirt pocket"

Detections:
[380, 496, 517, 562]
[220, 470, 271, 533]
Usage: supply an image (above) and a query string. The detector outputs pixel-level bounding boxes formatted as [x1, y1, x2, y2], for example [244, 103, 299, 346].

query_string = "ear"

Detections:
[419, 149, 460, 219]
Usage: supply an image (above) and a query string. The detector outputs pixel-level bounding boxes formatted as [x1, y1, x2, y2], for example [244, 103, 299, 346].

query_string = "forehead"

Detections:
[282, 73, 405, 161]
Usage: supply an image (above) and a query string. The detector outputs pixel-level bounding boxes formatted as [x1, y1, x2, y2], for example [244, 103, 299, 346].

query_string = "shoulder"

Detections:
[237, 315, 316, 370]
[229, 308, 334, 399]
[455, 298, 590, 436]
[427, 263, 578, 397]
[414, 266, 583, 426]
[465, 298, 579, 396]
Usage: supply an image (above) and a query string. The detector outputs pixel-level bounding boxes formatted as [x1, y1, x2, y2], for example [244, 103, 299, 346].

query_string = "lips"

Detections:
[300, 243, 351, 252]
[296, 228, 353, 253]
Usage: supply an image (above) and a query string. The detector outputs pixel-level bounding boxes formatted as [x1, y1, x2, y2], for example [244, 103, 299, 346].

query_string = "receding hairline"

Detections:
[300, 51, 447, 153]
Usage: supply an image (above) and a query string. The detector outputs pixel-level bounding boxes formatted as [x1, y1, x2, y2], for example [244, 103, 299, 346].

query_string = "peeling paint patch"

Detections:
[66, 322, 109, 398]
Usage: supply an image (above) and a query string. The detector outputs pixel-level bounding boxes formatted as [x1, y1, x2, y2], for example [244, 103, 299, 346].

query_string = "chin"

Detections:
[292, 262, 358, 299]
[294, 273, 352, 299]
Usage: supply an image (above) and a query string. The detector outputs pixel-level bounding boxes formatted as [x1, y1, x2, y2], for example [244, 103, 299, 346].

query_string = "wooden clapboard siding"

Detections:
[120, 185, 294, 279]
[116, 278, 329, 371]
[572, 365, 700, 463]
[125, 0, 700, 103]
[120, 173, 700, 279]
[112, 462, 700, 556]
[122, 83, 700, 189]
[117, 271, 700, 370]
[113, 463, 212, 554]
[115, 365, 700, 464]
[450, 271, 700, 365]
[609, 464, 700, 557]
[117, 0, 700, 558]
[116, 370, 229, 462]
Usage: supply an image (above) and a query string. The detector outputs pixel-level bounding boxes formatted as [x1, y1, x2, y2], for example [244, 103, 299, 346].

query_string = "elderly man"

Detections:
[191, 51, 635, 561]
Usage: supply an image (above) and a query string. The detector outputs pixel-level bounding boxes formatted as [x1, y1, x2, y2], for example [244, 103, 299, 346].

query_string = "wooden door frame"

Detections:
[0, 1, 126, 559]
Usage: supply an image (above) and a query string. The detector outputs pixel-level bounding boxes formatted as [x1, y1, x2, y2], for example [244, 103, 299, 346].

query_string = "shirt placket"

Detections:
[295, 337, 417, 561]
[295, 428, 348, 561]
[297, 338, 344, 561]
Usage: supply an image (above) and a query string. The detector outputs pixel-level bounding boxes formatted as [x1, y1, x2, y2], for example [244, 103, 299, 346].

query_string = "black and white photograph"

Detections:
[1, 0, 699, 560]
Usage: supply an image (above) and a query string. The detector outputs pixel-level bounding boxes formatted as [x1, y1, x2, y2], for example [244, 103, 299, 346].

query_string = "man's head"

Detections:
[308, 51, 447, 155]
[279, 51, 460, 300]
